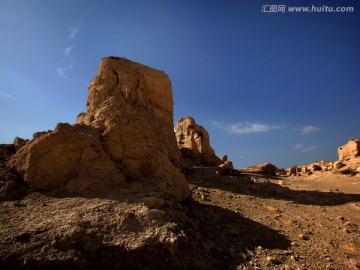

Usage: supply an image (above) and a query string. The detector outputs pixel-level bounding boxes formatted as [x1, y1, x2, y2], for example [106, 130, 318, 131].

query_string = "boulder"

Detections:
[309, 163, 322, 172]
[240, 163, 278, 176]
[287, 166, 298, 176]
[7, 57, 190, 201]
[334, 161, 345, 169]
[8, 123, 125, 194]
[175, 116, 221, 166]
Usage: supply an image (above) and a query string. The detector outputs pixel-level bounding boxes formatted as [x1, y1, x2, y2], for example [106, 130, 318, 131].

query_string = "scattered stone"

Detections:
[299, 234, 310, 240]
[266, 256, 281, 265]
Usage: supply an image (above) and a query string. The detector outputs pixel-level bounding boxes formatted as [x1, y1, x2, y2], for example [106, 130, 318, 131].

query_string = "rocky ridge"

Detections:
[287, 139, 360, 177]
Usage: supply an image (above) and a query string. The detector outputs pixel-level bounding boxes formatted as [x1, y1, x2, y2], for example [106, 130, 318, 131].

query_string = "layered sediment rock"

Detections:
[7, 57, 190, 201]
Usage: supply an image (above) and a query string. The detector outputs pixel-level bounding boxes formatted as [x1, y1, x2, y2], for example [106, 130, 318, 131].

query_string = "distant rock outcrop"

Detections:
[175, 116, 225, 167]
[7, 57, 190, 201]
[338, 139, 360, 161]
[240, 163, 278, 176]
[287, 139, 360, 176]
[287, 161, 333, 176]
[336, 139, 360, 174]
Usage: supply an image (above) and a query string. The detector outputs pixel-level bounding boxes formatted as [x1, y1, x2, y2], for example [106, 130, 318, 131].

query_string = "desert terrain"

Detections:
[1, 57, 359, 269]
[187, 169, 360, 269]
[1, 167, 359, 269]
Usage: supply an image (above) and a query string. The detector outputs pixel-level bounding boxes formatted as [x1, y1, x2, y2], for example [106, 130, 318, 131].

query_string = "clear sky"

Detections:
[1, 0, 359, 169]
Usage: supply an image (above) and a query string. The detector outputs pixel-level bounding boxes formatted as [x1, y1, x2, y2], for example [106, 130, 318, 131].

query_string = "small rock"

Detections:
[298, 234, 310, 240]
[266, 256, 281, 265]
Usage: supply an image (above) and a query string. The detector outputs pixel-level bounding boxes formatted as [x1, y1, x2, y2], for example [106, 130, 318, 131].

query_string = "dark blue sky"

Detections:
[1, 0, 359, 168]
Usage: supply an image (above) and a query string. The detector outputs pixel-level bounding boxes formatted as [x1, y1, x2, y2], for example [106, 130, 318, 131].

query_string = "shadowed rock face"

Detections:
[7, 57, 190, 201]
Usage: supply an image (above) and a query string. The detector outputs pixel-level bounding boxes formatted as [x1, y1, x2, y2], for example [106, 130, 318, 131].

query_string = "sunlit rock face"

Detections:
[338, 139, 360, 161]
[175, 116, 222, 167]
[8, 57, 190, 201]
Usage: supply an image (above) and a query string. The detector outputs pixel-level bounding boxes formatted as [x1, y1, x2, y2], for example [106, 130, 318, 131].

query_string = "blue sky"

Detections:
[1, 0, 359, 168]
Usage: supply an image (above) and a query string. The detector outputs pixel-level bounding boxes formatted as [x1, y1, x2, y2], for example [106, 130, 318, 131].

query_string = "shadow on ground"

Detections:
[186, 169, 360, 206]
[183, 198, 291, 269]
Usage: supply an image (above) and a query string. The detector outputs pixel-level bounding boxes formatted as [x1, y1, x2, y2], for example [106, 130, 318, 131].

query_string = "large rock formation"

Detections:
[7, 57, 190, 201]
[1, 57, 221, 270]
[338, 139, 360, 161]
[175, 116, 222, 167]
[337, 139, 360, 174]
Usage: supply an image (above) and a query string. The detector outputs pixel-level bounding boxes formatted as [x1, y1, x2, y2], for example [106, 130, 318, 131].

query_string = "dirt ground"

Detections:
[1, 167, 359, 269]
[186, 168, 360, 270]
